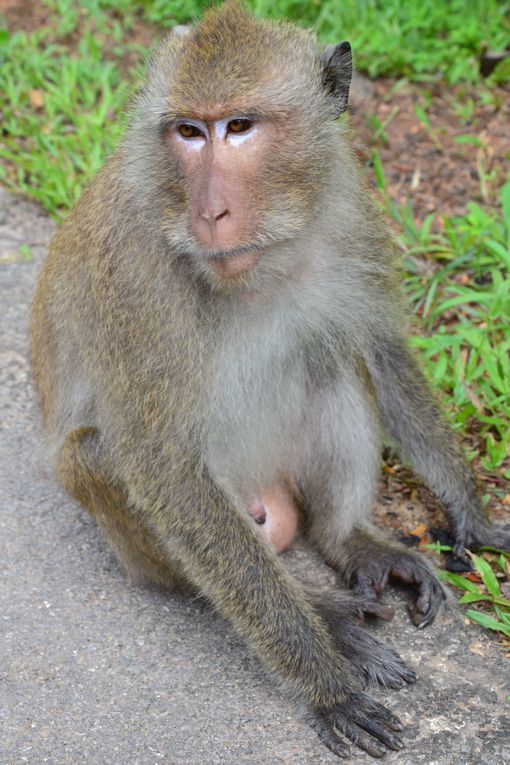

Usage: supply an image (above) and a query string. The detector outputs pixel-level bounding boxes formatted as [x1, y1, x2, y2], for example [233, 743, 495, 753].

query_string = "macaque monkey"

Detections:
[30, 1, 510, 758]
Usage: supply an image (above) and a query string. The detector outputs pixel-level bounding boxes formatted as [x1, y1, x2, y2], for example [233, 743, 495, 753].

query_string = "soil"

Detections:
[350, 75, 510, 222]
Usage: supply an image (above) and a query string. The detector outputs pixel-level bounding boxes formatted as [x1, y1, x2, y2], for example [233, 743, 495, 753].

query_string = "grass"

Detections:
[256, 0, 510, 84]
[425, 542, 510, 646]
[373, 155, 510, 480]
[145, 0, 510, 84]
[0, 5, 137, 212]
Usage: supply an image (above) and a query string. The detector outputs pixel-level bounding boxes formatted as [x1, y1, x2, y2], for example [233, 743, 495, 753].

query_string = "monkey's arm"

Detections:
[127, 458, 405, 757]
[365, 336, 510, 553]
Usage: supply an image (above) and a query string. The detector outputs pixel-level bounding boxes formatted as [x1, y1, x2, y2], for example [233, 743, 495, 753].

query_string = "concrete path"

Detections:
[1, 188, 508, 764]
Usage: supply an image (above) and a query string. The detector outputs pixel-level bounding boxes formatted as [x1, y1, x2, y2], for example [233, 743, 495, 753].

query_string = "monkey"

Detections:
[30, 1, 510, 759]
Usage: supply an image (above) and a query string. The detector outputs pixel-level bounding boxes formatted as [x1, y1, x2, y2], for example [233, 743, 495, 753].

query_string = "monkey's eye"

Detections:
[178, 123, 204, 139]
[227, 118, 253, 134]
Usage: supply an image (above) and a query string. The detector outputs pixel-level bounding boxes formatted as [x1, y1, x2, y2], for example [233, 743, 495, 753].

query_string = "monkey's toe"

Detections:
[481, 524, 510, 553]
[313, 692, 405, 759]
[329, 619, 416, 690]
[390, 559, 446, 628]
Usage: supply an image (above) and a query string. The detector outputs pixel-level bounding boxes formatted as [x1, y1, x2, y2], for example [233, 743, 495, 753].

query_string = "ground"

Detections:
[1, 187, 509, 764]
[1, 3, 510, 759]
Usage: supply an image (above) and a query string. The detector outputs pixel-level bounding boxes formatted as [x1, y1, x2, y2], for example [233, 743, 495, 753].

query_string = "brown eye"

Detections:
[228, 118, 253, 134]
[178, 124, 203, 139]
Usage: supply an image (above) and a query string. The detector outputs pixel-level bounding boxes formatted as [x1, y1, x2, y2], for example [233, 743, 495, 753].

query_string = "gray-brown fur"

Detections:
[30, 1, 509, 759]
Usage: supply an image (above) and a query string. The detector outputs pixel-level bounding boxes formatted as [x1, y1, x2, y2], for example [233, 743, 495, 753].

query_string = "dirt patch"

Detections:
[351, 76, 510, 223]
[0, 0, 50, 34]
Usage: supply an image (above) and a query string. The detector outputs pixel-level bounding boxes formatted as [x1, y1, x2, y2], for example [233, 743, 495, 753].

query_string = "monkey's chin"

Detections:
[204, 247, 264, 279]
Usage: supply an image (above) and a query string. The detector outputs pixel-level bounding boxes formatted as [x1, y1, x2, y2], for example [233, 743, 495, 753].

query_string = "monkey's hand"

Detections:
[341, 532, 446, 628]
[312, 692, 405, 759]
[366, 337, 509, 558]
[311, 590, 417, 690]
[352, 551, 445, 628]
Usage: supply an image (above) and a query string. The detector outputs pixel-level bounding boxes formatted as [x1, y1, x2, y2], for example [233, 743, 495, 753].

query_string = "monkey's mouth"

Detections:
[200, 244, 265, 278]
[201, 243, 264, 261]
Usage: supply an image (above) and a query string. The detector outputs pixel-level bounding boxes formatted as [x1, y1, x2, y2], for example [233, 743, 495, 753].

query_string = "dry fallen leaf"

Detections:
[468, 641, 489, 656]
[411, 523, 428, 538]
[29, 89, 44, 109]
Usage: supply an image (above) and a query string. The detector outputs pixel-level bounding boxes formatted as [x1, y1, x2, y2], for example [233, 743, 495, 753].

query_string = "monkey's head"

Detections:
[122, 1, 352, 285]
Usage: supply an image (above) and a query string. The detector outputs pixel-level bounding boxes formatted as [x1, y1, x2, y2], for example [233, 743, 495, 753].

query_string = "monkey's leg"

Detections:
[296, 377, 418, 685]
[302, 374, 444, 628]
[366, 337, 510, 554]
[57, 427, 190, 592]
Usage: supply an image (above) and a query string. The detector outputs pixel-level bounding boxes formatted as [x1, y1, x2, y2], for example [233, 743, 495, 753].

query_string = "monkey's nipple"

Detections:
[248, 500, 267, 525]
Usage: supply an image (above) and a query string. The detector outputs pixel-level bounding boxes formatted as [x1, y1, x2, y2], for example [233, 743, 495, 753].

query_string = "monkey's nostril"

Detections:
[199, 209, 229, 224]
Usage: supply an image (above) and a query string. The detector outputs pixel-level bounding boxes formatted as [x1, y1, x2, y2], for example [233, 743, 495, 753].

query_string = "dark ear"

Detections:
[320, 41, 352, 117]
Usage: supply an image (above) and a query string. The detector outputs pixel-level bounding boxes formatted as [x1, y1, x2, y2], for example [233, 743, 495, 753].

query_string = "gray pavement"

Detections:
[1, 187, 509, 764]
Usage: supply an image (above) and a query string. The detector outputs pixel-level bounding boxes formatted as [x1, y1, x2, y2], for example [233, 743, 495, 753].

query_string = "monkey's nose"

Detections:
[194, 202, 237, 248]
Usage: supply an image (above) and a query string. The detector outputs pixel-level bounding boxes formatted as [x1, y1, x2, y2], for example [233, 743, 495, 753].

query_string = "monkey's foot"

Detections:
[312, 692, 405, 759]
[345, 543, 446, 628]
[458, 522, 510, 557]
[312, 592, 416, 690]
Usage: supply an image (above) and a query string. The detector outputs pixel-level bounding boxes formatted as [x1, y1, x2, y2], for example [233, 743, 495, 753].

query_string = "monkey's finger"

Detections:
[358, 646, 416, 690]
[353, 693, 405, 731]
[410, 581, 445, 629]
[349, 707, 404, 752]
[361, 600, 395, 621]
[374, 657, 417, 689]
[333, 717, 389, 759]
[388, 562, 414, 585]
[312, 715, 350, 759]
[352, 569, 390, 600]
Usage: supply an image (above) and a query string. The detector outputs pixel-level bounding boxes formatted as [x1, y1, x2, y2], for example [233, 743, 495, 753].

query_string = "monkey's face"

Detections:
[162, 109, 326, 281]
[165, 114, 273, 276]
[123, 4, 352, 286]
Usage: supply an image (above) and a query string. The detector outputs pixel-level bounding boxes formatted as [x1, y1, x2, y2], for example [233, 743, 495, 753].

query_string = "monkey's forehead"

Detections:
[155, 1, 320, 117]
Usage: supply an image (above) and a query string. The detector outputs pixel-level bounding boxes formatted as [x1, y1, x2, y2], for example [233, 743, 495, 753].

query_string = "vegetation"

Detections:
[425, 543, 510, 643]
[1, 0, 509, 211]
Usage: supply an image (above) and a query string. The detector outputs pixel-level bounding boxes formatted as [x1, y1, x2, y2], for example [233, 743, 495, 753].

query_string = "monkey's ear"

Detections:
[320, 41, 352, 117]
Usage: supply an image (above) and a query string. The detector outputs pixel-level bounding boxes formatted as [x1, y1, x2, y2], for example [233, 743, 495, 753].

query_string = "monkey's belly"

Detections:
[247, 486, 298, 553]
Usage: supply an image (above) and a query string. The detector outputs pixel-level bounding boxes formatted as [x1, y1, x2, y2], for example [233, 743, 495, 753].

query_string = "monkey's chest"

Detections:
[204, 354, 306, 496]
